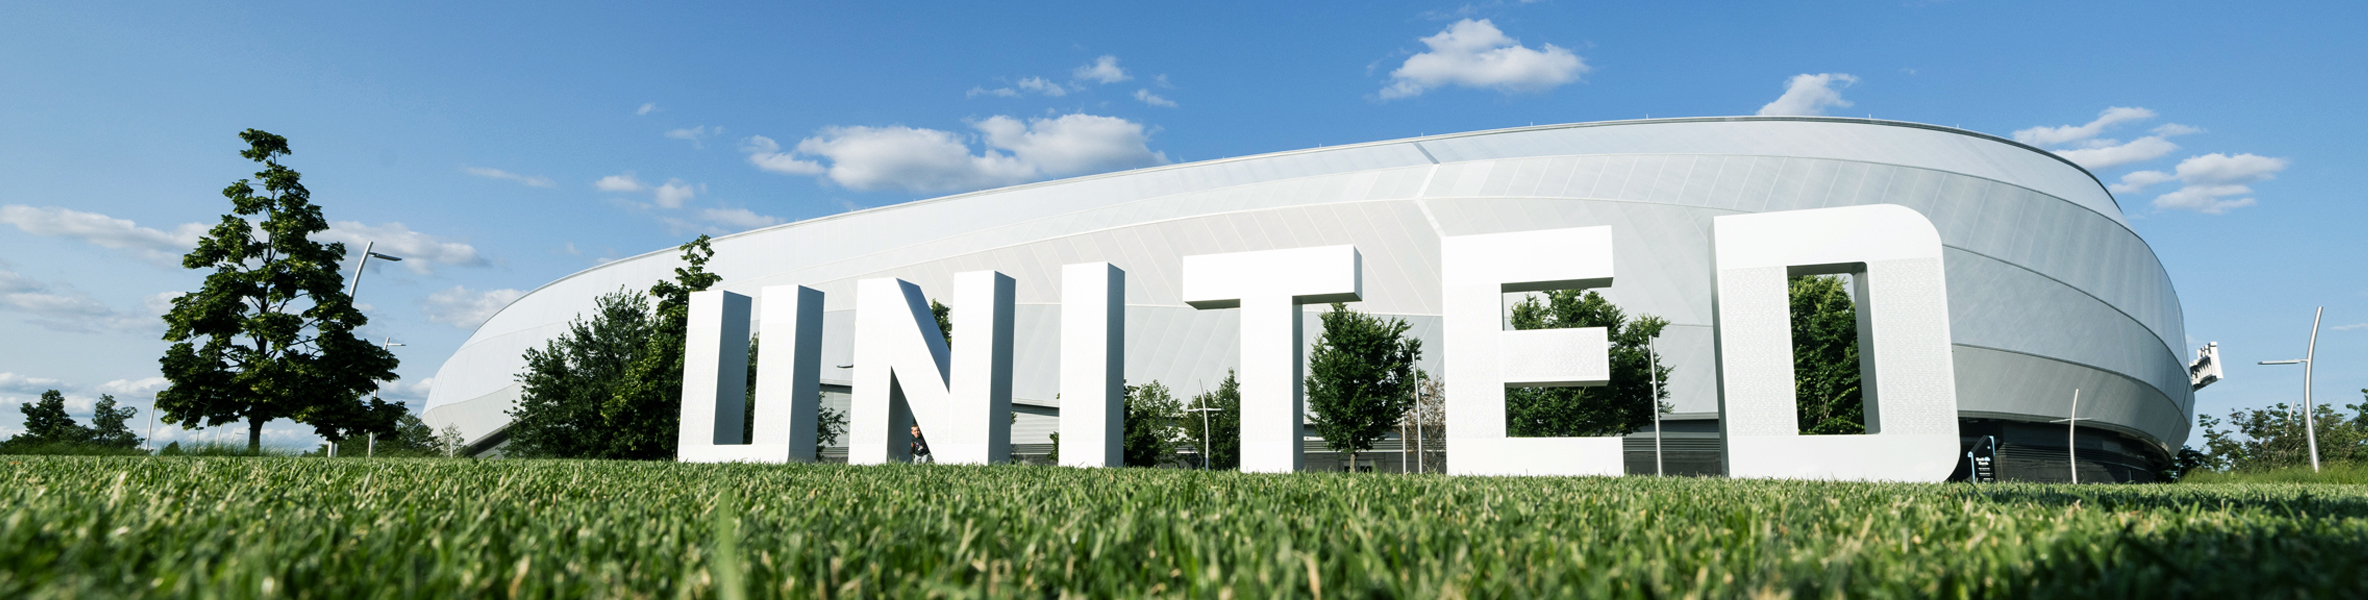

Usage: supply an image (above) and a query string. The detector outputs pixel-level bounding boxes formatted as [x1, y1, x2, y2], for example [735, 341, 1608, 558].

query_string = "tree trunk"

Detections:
[248, 417, 264, 455]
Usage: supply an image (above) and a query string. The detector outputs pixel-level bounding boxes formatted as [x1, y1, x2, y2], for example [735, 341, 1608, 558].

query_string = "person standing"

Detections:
[908, 425, 933, 464]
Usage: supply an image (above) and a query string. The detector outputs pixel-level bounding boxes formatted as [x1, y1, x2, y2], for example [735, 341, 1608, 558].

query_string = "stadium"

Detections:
[423, 116, 2200, 482]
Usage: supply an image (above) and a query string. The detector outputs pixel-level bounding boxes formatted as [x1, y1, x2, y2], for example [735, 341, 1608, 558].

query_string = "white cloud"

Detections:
[966, 86, 1021, 98]
[748, 113, 1168, 193]
[317, 221, 487, 274]
[666, 125, 720, 148]
[2052, 136, 2180, 171]
[1755, 73, 1859, 117]
[461, 166, 556, 188]
[743, 136, 827, 175]
[1134, 89, 1178, 108]
[97, 376, 169, 397]
[2152, 123, 2204, 136]
[0, 269, 150, 332]
[637, 103, 658, 116]
[419, 286, 525, 329]
[2012, 107, 2156, 147]
[696, 207, 783, 230]
[2136, 153, 2290, 214]
[2331, 323, 2368, 331]
[2109, 170, 2178, 194]
[0, 205, 207, 265]
[0, 372, 64, 394]
[1016, 77, 1069, 97]
[1379, 19, 1586, 99]
[1073, 55, 1129, 84]
[653, 179, 697, 209]
[595, 173, 647, 192]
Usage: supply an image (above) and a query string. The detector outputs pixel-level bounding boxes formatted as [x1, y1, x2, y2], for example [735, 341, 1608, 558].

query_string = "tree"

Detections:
[157, 129, 402, 453]
[600, 236, 721, 460]
[2197, 391, 2368, 472]
[1178, 371, 1244, 470]
[86, 395, 141, 449]
[1791, 275, 1864, 435]
[507, 289, 656, 458]
[1306, 303, 1424, 471]
[368, 412, 449, 457]
[930, 299, 953, 344]
[1504, 291, 1671, 437]
[9, 390, 89, 447]
[1123, 381, 1182, 467]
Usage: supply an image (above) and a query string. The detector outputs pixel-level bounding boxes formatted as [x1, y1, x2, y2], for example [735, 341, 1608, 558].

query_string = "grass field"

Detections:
[4, 457, 2366, 598]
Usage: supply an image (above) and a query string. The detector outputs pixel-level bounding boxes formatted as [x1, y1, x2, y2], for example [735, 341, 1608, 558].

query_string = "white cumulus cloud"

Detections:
[0, 205, 206, 265]
[318, 221, 487, 274]
[1756, 73, 1859, 116]
[2121, 153, 2291, 214]
[746, 113, 1168, 193]
[595, 173, 647, 192]
[461, 166, 556, 188]
[0, 372, 65, 394]
[1134, 89, 1178, 108]
[1379, 19, 1587, 100]
[666, 125, 720, 148]
[1073, 55, 1130, 84]
[696, 207, 783, 230]
[1016, 77, 1070, 96]
[653, 179, 697, 209]
[637, 103, 658, 116]
[419, 286, 525, 329]
[98, 376, 169, 397]
[2052, 136, 2181, 171]
[2013, 107, 2157, 147]
[0, 269, 152, 333]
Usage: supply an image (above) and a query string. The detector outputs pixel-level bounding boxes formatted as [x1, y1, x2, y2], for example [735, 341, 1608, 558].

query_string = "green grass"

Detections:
[4, 457, 2366, 598]
[2183, 462, 2368, 485]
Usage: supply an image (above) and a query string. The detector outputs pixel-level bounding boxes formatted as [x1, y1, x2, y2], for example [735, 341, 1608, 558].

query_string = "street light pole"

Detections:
[1648, 335, 1664, 477]
[2259, 306, 2324, 472]
[336, 241, 403, 459]
[2049, 389, 2089, 484]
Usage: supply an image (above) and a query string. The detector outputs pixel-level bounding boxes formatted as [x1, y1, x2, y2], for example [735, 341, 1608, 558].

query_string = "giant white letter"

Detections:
[1059, 262, 1125, 467]
[1712, 204, 1959, 481]
[1441, 227, 1624, 476]
[679, 286, 826, 463]
[849, 272, 1016, 465]
[1182, 245, 1361, 473]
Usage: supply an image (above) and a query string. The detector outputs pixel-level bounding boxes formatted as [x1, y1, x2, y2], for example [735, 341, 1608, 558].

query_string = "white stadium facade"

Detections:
[424, 116, 2201, 482]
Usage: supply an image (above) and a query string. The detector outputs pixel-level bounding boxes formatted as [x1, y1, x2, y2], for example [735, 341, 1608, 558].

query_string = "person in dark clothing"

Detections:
[908, 425, 933, 464]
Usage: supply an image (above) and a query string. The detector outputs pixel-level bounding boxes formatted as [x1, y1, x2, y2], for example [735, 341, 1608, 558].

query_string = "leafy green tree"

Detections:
[157, 129, 402, 453]
[1505, 291, 1671, 437]
[1791, 275, 1864, 435]
[367, 412, 449, 457]
[2197, 391, 2368, 472]
[600, 236, 722, 460]
[1178, 371, 1243, 470]
[1306, 303, 1424, 471]
[1123, 381, 1182, 467]
[507, 289, 656, 458]
[9, 390, 89, 447]
[86, 395, 141, 449]
[930, 299, 953, 345]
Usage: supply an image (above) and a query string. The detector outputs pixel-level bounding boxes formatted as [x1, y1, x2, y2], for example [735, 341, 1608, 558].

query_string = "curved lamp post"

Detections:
[2258, 307, 2324, 472]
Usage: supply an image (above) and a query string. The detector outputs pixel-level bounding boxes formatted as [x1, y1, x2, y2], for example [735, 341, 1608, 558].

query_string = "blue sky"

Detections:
[1, 1, 2361, 448]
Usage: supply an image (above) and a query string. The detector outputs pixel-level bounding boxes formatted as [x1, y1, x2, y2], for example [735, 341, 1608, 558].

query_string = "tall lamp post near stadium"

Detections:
[2259, 307, 2324, 472]
[1648, 336, 1664, 477]
[1187, 401, 1224, 471]
[2049, 389, 2089, 484]
[335, 242, 403, 458]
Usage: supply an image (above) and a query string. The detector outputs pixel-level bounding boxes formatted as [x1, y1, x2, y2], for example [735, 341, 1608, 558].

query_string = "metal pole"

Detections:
[1650, 337, 1663, 477]
[1415, 371, 1426, 474]
[346, 241, 375, 300]
[2304, 307, 2323, 472]
[2068, 389, 2080, 485]
[142, 400, 156, 453]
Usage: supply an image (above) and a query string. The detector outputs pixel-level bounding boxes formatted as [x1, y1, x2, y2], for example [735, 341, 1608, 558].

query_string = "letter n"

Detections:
[848, 273, 1015, 465]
